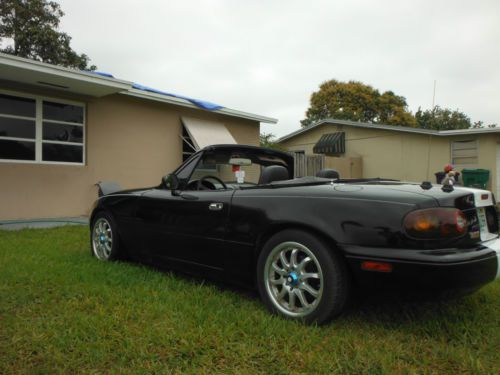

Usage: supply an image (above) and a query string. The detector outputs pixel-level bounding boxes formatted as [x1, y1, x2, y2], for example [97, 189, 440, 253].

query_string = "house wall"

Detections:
[0, 90, 260, 220]
[324, 156, 363, 178]
[280, 124, 500, 193]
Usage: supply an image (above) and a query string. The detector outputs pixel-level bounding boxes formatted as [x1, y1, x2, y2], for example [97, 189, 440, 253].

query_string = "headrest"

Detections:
[259, 165, 290, 184]
[316, 169, 340, 179]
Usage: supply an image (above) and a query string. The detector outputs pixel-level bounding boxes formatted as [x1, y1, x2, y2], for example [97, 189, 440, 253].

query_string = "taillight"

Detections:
[403, 208, 467, 239]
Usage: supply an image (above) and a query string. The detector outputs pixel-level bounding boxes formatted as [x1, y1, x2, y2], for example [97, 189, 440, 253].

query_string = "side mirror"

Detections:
[162, 173, 179, 190]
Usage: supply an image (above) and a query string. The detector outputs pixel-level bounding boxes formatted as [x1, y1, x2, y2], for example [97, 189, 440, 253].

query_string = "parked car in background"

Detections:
[90, 145, 500, 324]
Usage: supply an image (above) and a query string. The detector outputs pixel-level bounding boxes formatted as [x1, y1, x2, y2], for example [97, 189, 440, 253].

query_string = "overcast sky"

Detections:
[57, 0, 499, 137]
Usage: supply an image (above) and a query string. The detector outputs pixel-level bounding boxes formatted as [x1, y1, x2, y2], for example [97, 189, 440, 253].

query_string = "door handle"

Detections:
[208, 202, 224, 211]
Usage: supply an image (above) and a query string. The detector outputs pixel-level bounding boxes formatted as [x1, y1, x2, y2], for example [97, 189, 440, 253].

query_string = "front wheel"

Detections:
[90, 212, 121, 261]
[257, 229, 350, 324]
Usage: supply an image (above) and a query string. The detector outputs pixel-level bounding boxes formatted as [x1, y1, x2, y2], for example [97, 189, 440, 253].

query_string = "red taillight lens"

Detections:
[403, 208, 467, 239]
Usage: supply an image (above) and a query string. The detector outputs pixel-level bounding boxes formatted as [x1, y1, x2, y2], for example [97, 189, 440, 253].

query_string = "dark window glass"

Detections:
[0, 139, 35, 160]
[42, 144, 83, 163]
[177, 154, 201, 180]
[43, 122, 83, 143]
[0, 117, 36, 139]
[0, 94, 36, 117]
[43, 101, 84, 123]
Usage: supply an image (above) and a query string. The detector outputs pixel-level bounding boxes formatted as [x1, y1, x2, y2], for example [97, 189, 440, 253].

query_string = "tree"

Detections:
[472, 120, 497, 129]
[0, 0, 96, 70]
[415, 106, 471, 130]
[260, 133, 284, 151]
[301, 79, 416, 127]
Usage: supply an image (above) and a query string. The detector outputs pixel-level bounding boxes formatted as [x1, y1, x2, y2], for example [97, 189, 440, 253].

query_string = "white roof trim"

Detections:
[277, 118, 500, 142]
[0, 52, 133, 90]
[124, 89, 278, 124]
[0, 53, 277, 124]
[182, 117, 236, 150]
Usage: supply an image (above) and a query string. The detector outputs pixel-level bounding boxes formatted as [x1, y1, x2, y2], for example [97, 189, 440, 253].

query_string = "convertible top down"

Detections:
[90, 144, 500, 324]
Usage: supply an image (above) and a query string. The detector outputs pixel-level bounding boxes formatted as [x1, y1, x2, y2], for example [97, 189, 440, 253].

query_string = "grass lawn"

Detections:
[0, 226, 499, 374]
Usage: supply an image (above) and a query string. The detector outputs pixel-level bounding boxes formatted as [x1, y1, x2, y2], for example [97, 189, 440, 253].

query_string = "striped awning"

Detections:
[313, 132, 345, 154]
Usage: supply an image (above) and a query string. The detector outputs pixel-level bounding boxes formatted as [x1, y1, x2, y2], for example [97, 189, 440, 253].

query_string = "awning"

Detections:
[313, 132, 345, 154]
[181, 117, 236, 150]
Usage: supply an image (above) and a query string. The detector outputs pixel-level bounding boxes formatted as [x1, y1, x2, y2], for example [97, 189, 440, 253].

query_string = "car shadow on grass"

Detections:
[127, 258, 492, 329]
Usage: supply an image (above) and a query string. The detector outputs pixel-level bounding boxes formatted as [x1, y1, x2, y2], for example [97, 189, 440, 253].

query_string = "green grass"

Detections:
[0, 227, 499, 375]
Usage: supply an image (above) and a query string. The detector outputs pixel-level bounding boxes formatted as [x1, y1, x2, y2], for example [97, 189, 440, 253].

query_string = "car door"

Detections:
[136, 187, 233, 270]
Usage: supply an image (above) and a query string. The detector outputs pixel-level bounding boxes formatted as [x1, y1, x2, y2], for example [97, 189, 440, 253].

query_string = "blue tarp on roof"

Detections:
[131, 83, 224, 111]
[84, 70, 224, 111]
[88, 71, 115, 78]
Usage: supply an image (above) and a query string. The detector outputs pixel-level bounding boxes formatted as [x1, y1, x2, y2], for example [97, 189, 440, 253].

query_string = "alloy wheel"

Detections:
[92, 217, 113, 260]
[264, 241, 324, 317]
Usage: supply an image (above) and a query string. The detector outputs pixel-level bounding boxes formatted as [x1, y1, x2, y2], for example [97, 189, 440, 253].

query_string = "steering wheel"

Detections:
[197, 175, 227, 191]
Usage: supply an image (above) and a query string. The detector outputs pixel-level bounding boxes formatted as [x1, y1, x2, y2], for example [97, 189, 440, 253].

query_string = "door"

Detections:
[136, 188, 233, 270]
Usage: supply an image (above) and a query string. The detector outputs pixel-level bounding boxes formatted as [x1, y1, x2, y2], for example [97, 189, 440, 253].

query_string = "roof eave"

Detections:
[0, 52, 133, 96]
[123, 89, 277, 124]
[278, 118, 500, 142]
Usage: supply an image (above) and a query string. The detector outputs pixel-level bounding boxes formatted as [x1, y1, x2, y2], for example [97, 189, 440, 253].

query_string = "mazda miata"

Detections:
[90, 144, 499, 324]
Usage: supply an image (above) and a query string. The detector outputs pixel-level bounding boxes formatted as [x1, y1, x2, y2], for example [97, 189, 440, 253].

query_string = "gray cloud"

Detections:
[58, 0, 500, 136]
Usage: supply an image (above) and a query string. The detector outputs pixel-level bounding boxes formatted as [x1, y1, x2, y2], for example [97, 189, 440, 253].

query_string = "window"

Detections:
[0, 94, 36, 161]
[0, 91, 85, 164]
[451, 139, 478, 165]
[181, 125, 196, 162]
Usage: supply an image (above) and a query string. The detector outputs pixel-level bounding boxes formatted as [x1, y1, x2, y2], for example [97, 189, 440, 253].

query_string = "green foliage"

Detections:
[0, 226, 499, 374]
[260, 132, 284, 150]
[301, 79, 416, 127]
[0, 0, 96, 70]
[415, 106, 471, 130]
[472, 121, 497, 129]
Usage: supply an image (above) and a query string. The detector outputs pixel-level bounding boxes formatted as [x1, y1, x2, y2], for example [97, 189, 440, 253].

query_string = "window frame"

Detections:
[0, 89, 86, 166]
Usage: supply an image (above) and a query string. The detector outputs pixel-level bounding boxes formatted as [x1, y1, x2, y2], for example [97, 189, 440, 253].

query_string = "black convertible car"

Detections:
[90, 144, 499, 324]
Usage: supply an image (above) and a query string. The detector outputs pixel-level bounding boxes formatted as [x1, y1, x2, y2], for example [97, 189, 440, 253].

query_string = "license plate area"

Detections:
[477, 207, 496, 241]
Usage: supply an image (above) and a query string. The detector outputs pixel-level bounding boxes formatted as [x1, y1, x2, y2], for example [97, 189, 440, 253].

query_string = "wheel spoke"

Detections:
[290, 248, 298, 268]
[296, 256, 311, 272]
[288, 289, 296, 310]
[279, 251, 290, 269]
[296, 289, 309, 308]
[300, 282, 319, 298]
[277, 286, 287, 299]
[270, 277, 284, 285]
[272, 262, 287, 276]
[302, 272, 319, 280]
[97, 244, 103, 258]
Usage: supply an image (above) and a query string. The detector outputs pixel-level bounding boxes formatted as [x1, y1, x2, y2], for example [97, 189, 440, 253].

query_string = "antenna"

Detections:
[432, 80, 436, 109]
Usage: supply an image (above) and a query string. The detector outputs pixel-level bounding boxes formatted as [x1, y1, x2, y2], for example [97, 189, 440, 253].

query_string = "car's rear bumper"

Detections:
[342, 238, 499, 291]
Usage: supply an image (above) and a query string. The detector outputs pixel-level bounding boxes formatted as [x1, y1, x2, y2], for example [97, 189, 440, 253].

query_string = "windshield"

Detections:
[188, 149, 290, 187]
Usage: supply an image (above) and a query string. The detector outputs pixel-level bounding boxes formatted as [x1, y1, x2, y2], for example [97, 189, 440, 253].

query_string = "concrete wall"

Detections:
[280, 123, 500, 192]
[0, 89, 260, 220]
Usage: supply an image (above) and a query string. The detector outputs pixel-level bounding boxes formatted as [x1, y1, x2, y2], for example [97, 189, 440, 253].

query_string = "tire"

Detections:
[257, 229, 350, 324]
[90, 211, 121, 261]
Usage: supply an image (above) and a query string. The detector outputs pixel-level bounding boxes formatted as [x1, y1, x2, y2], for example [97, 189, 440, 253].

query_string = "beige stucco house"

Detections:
[278, 119, 500, 197]
[0, 53, 276, 221]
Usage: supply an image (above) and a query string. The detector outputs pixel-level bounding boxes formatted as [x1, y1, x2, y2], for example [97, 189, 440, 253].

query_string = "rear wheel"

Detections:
[257, 229, 350, 324]
[90, 212, 121, 261]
